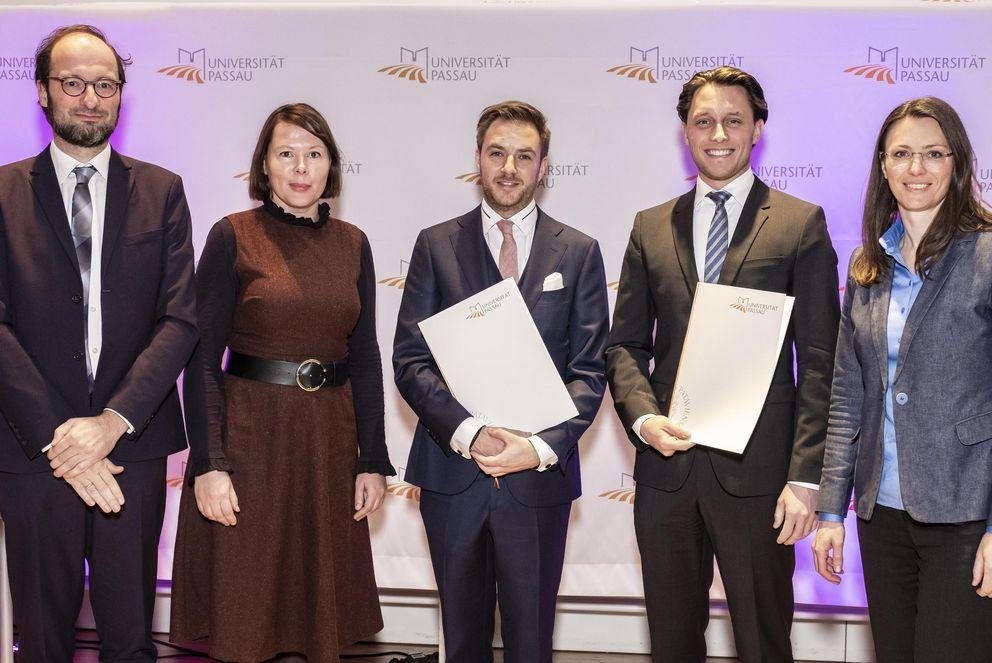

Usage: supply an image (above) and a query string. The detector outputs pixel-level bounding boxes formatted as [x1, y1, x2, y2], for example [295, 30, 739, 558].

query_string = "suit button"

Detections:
[895, 392, 908, 405]
[72, 350, 84, 361]
[71, 293, 83, 303]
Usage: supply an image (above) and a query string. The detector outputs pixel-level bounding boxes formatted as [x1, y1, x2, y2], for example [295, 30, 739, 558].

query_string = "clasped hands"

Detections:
[46, 411, 129, 514]
[470, 426, 539, 477]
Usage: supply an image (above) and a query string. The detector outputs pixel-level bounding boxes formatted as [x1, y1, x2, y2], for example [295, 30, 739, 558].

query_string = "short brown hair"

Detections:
[676, 66, 768, 124]
[35, 24, 130, 84]
[852, 96, 991, 286]
[249, 103, 342, 201]
[476, 101, 551, 157]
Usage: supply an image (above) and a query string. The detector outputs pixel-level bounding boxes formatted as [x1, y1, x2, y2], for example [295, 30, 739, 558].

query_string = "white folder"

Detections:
[668, 283, 794, 455]
[418, 278, 578, 434]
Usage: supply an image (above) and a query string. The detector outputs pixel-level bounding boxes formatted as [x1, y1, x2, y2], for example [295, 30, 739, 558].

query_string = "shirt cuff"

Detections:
[987, 525, 992, 535]
[104, 408, 135, 434]
[528, 434, 558, 472]
[631, 413, 656, 444]
[818, 513, 845, 523]
[451, 417, 484, 459]
[788, 481, 819, 491]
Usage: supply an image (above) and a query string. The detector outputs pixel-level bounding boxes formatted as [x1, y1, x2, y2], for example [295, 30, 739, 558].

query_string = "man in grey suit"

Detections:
[393, 101, 609, 662]
[605, 67, 839, 662]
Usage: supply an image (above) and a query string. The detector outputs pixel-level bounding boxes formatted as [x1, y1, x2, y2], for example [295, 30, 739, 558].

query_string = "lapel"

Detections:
[101, 150, 133, 272]
[450, 207, 497, 295]
[671, 190, 698, 297]
[720, 178, 771, 286]
[518, 209, 566, 310]
[29, 148, 79, 270]
[892, 234, 970, 383]
[868, 270, 892, 390]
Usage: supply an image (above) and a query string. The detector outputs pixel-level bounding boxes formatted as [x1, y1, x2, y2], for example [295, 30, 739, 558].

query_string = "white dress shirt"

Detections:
[50, 142, 133, 433]
[448, 199, 558, 471]
[630, 170, 815, 490]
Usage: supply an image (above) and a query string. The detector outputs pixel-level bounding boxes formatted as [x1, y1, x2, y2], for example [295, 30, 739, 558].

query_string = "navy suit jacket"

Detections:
[0, 147, 197, 473]
[393, 206, 609, 507]
[818, 231, 992, 526]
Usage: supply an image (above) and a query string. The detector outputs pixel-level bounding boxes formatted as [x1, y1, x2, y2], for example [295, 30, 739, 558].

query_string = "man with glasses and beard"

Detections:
[0, 25, 196, 662]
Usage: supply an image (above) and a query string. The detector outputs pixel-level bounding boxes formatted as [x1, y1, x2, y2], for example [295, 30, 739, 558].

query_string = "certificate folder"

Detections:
[669, 283, 794, 455]
[418, 278, 578, 433]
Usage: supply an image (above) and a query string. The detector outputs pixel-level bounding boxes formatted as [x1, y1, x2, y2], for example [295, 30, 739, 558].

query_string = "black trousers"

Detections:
[0, 457, 167, 663]
[858, 505, 992, 663]
[634, 451, 795, 663]
[419, 475, 570, 663]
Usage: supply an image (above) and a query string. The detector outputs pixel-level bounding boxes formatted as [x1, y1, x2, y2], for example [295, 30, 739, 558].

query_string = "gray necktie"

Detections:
[703, 190, 731, 284]
[72, 164, 96, 388]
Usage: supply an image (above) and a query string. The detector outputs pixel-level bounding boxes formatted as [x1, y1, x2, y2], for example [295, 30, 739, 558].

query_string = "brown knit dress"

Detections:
[169, 201, 394, 662]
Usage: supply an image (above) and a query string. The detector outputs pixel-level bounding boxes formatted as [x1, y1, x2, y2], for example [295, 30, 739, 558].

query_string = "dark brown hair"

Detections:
[676, 66, 768, 124]
[35, 24, 130, 84]
[476, 100, 551, 157]
[249, 103, 342, 201]
[852, 96, 991, 286]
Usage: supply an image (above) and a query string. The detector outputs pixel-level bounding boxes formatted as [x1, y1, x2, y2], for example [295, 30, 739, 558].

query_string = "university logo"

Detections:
[386, 468, 421, 501]
[607, 280, 620, 291]
[378, 47, 428, 84]
[0, 54, 35, 82]
[607, 46, 658, 84]
[730, 297, 749, 313]
[844, 46, 898, 84]
[979, 162, 991, 194]
[166, 461, 187, 489]
[729, 297, 779, 316]
[378, 259, 410, 290]
[378, 45, 510, 84]
[455, 172, 481, 185]
[599, 473, 636, 504]
[466, 304, 486, 320]
[845, 45, 986, 84]
[158, 48, 286, 84]
[158, 48, 206, 83]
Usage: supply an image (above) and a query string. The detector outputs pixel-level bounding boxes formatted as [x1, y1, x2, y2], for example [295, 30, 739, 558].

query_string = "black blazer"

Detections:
[606, 179, 840, 496]
[0, 148, 197, 473]
[393, 207, 609, 507]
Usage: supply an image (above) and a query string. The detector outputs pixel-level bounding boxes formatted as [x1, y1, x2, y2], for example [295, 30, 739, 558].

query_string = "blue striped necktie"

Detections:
[72, 164, 96, 388]
[703, 190, 731, 284]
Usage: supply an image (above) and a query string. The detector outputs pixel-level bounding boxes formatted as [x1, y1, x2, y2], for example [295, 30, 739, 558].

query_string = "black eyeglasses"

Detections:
[48, 76, 123, 98]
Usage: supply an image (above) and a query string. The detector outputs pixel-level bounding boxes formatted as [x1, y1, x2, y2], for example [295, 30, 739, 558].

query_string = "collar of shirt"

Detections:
[50, 141, 112, 185]
[879, 215, 913, 271]
[692, 168, 755, 210]
[481, 197, 538, 235]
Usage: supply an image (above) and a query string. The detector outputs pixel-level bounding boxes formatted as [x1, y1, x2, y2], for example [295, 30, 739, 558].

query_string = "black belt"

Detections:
[225, 351, 349, 392]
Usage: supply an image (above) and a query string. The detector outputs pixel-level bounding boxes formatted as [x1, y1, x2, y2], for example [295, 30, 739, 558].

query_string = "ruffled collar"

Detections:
[262, 198, 330, 229]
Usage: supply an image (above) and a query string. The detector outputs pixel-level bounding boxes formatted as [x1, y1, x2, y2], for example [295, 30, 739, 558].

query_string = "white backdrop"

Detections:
[1, 0, 990, 611]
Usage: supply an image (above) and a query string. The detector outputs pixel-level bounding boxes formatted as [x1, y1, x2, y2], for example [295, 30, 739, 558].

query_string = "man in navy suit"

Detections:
[0, 25, 196, 662]
[393, 101, 609, 663]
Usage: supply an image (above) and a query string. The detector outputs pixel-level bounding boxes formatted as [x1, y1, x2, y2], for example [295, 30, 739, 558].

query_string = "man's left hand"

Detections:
[773, 483, 818, 545]
[471, 427, 539, 477]
[972, 532, 992, 598]
[48, 411, 128, 479]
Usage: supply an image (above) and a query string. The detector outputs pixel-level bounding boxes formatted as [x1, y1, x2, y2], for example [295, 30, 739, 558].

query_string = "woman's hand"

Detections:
[972, 532, 992, 598]
[812, 520, 846, 584]
[353, 473, 387, 521]
[194, 470, 240, 526]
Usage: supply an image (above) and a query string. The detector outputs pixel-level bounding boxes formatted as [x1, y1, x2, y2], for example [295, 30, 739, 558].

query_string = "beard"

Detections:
[480, 177, 539, 218]
[45, 102, 119, 149]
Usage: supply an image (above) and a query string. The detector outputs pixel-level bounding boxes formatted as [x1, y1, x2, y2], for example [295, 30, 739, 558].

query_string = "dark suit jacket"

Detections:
[818, 232, 992, 526]
[606, 178, 839, 496]
[393, 206, 609, 507]
[0, 147, 197, 473]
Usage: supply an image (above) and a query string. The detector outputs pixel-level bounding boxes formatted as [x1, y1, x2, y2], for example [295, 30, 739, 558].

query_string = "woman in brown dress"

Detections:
[170, 103, 395, 662]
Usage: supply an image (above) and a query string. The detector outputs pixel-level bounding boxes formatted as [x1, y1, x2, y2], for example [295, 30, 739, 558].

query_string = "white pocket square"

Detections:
[542, 272, 564, 291]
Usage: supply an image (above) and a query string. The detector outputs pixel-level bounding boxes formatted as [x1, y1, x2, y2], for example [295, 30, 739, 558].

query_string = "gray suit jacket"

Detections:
[818, 230, 992, 525]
